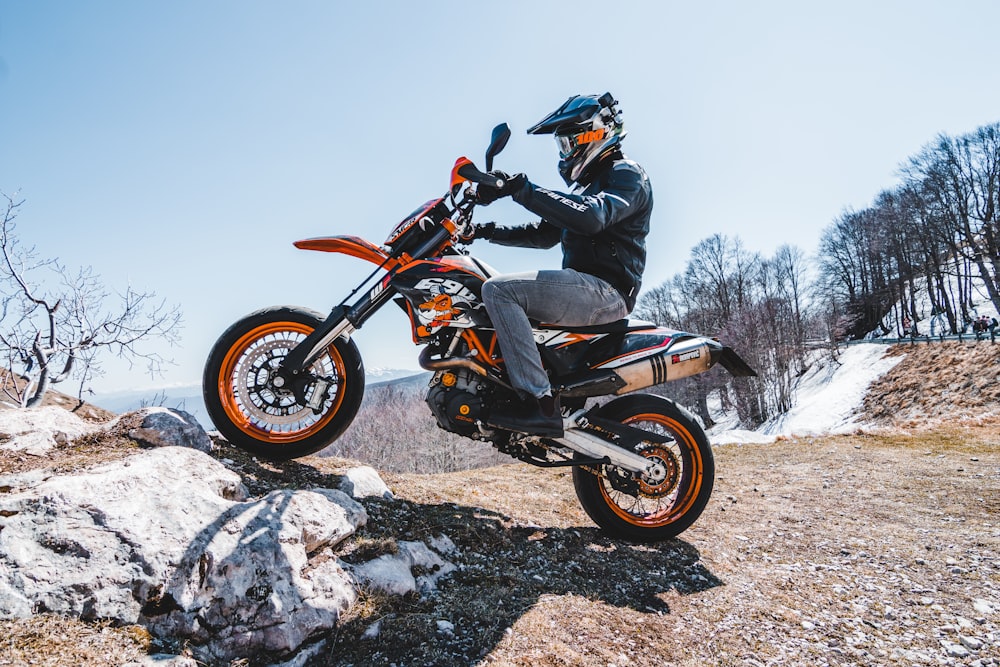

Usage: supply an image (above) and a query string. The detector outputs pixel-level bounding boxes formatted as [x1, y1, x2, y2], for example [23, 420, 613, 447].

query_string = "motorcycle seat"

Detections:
[532, 318, 660, 334]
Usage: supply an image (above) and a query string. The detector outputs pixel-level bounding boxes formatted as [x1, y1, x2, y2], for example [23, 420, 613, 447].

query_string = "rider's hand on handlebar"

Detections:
[475, 171, 527, 206]
[459, 222, 495, 243]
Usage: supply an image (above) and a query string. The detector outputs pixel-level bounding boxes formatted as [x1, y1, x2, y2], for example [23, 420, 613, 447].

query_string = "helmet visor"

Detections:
[555, 133, 577, 159]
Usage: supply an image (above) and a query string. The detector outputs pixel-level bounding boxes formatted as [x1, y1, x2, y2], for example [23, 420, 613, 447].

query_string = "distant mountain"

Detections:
[91, 368, 425, 430]
[368, 370, 432, 389]
[364, 367, 427, 384]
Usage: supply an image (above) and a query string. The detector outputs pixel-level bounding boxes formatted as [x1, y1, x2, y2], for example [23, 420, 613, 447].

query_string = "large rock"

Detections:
[346, 539, 456, 597]
[0, 405, 213, 456]
[0, 446, 367, 662]
[338, 465, 394, 499]
[126, 407, 213, 452]
[0, 405, 100, 455]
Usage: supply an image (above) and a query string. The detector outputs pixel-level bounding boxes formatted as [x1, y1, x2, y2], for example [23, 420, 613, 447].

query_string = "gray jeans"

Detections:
[481, 269, 628, 399]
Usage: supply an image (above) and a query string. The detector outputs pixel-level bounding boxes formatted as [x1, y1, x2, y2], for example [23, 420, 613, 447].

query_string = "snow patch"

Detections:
[710, 344, 904, 444]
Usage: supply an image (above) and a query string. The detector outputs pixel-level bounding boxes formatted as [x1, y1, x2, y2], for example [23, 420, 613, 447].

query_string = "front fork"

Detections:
[276, 280, 397, 395]
[280, 224, 453, 377]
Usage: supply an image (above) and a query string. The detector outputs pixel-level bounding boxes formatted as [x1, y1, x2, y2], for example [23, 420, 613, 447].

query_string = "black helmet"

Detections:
[527, 92, 626, 185]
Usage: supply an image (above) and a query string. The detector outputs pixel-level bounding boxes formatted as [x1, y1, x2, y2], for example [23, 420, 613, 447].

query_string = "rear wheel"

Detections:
[203, 306, 364, 460]
[572, 394, 714, 542]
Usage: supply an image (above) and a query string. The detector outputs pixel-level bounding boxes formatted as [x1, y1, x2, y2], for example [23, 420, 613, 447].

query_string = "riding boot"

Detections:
[488, 393, 564, 438]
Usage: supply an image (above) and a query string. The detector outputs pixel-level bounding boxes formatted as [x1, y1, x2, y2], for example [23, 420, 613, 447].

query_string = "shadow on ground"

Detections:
[195, 442, 723, 666]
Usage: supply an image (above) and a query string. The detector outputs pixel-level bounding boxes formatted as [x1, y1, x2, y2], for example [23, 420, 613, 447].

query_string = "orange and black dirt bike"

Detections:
[203, 124, 756, 542]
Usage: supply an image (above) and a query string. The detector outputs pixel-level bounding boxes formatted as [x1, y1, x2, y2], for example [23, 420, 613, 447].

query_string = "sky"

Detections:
[2, 1, 1000, 397]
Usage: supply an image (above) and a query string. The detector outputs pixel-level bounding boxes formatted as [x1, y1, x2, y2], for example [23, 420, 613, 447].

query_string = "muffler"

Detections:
[597, 336, 721, 395]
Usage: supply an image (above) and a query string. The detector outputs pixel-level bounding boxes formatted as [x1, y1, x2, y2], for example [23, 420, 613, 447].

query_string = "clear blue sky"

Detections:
[2, 1, 999, 395]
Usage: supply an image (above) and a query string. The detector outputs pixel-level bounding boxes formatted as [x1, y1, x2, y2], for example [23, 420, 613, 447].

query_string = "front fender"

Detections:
[294, 235, 399, 268]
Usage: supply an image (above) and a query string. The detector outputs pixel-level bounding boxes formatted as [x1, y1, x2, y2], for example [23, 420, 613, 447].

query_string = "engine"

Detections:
[425, 368, 490, 438]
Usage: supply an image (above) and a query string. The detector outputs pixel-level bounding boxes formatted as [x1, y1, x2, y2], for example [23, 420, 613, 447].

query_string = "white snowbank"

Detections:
[709, 344, 904, 445]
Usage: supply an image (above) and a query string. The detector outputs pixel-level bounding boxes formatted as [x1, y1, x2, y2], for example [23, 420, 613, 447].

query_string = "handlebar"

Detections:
[456, 162, 504, 189]
[448, 123, 511, 244]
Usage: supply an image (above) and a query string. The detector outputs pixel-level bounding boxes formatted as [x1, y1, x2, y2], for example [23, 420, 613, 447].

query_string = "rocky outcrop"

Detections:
[126, 407, 213, 452]
[0, 446, 366, 662]
[0, 406, 211, 456]
[0, 405, 100, 455]
[0, 408, 458, 665]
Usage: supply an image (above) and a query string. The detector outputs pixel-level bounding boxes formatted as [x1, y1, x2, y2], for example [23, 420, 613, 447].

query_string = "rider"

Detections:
[472, 92, 653, 437]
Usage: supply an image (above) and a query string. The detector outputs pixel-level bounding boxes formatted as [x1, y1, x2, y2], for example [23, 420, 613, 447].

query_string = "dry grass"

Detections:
[331, 427, 1000, 667]
[2, 344, 999, 665]
[0, 615, 151, 666]
[863, 340, 1000, 428]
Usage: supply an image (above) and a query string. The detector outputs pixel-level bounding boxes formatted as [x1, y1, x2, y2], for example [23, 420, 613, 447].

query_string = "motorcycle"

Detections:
[203, 124, 756, 542]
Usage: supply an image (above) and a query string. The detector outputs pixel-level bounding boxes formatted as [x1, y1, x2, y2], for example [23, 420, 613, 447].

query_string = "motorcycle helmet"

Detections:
[527, 92, 626, 185]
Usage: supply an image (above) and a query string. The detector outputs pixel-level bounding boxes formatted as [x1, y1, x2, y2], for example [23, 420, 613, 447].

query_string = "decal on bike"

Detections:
[593, 337, 671, 368]
[532, 329, 607, 348]
[413, 277, 479, 302]
[413, 278, 483, 336]
[385, 199, 444, 247]
[368, 277, 389, 302]
[651, 352, 669, 385]
[671, 350, 701, 364]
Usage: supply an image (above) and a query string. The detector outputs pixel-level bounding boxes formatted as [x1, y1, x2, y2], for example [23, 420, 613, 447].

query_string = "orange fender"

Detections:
[293, 235, 398, 268]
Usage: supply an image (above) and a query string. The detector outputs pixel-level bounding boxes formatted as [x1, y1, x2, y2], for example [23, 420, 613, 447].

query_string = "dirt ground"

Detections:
[334, 426, 1000, 667]
[1, 342, 998, 666]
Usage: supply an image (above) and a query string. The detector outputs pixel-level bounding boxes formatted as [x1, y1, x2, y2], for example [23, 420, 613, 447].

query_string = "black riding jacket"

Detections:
[488, 152, 652, 310]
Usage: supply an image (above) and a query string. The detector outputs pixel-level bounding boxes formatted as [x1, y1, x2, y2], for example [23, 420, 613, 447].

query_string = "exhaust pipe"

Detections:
[601, 337, 721, 395]
[418, 346, 491, 377]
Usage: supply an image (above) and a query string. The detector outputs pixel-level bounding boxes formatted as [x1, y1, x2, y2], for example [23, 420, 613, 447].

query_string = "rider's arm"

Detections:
[488, 220, 562, 249]
[510, 161, 650, 236]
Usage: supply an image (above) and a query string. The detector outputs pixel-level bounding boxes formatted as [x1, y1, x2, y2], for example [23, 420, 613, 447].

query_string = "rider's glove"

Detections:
[458, 222, 495, 243]
[474, 222, 496, 240]
[475, 171, 527, 206]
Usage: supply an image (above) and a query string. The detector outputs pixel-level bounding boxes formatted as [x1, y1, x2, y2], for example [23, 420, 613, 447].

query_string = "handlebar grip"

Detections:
[457, 163, 502, 188]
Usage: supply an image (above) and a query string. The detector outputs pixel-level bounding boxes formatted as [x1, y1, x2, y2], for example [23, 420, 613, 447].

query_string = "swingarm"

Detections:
[550, 411, 671, 486]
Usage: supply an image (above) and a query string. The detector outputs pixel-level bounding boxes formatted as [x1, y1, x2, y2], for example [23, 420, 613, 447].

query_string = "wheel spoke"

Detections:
[217, 320, 348, 443]
[597, 413, 698, 528]
[571, 396, 713, 540]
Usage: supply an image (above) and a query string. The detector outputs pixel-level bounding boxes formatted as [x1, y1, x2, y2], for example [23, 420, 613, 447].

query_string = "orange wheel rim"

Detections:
[598, 413, 704, 528]
[217, 321, 347, 443]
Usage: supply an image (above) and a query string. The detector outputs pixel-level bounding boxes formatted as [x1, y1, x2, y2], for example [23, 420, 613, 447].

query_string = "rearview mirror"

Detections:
[485, 123, 511, 172]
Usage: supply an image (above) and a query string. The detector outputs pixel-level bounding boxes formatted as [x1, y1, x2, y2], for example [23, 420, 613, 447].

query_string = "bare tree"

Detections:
[905, 124, 1000, 318]
[817, 122, 1000, 342]
[0, 193, 182, 408]
[636, 235, 814, 429]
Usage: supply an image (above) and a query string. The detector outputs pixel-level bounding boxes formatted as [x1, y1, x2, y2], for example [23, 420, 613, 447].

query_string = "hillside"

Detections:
[0, 370, 116, 423]
[1, 342, 998, 666]
[863, 341, 1000, 428]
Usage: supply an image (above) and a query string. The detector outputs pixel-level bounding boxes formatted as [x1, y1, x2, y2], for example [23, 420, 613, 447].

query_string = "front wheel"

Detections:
[572, 394, 714, 542]
[203, 306, 365, 460]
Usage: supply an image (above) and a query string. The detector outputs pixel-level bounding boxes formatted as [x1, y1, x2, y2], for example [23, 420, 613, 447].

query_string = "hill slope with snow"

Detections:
[710, 340, 999, 444]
